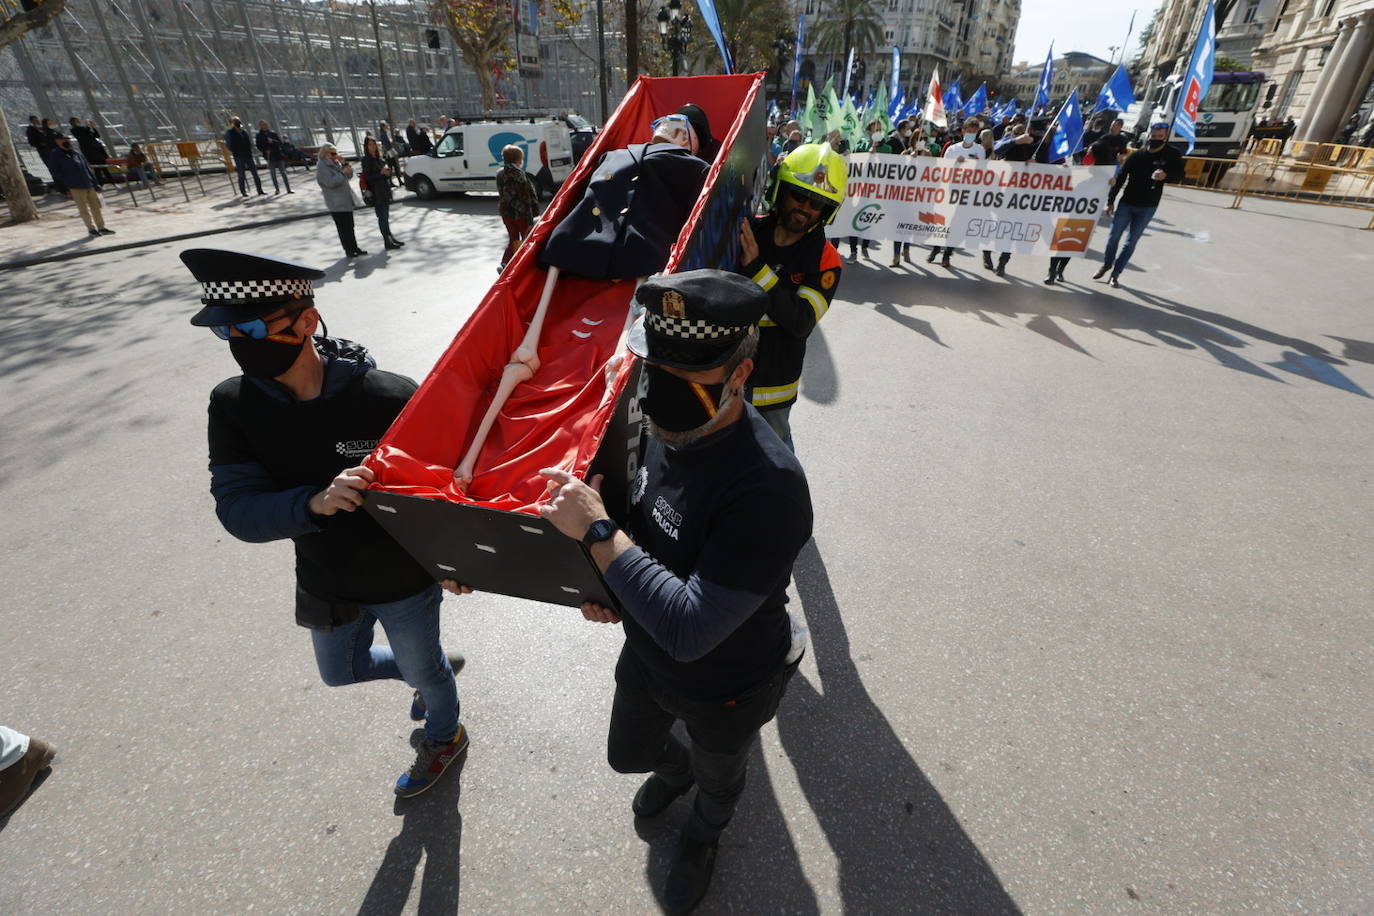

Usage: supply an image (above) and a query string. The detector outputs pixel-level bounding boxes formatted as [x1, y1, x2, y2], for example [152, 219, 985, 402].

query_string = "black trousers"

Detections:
[374, 202, 391, 241]
[233, 155, 263, 195]
[330, 210, 358, 254]
[606, 643, 800, 838]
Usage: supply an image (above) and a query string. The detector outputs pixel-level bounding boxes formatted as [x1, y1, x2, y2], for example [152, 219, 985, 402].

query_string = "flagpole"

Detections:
[1118, 10, 1137, 68]
[1032, 100, 1069, 160]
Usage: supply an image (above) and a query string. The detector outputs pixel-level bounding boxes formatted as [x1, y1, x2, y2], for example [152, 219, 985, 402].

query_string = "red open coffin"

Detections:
[362, 74, 768, 608]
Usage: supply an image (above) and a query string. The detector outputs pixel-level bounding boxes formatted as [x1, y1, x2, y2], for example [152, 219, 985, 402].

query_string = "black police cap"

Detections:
[181, 248, 327, 327]
[628, 269, 768, 371]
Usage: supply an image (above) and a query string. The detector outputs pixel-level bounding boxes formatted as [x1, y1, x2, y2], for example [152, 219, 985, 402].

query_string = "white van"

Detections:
[404, 119, 575, 200]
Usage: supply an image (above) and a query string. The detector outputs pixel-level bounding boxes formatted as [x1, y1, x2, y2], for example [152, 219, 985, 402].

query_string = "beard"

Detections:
[780, 203, 817, 234]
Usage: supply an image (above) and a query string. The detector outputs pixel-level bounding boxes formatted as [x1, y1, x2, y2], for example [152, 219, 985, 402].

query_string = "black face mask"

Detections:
[229, 335, 307, 379]
[639, 363, 725, 433]
[1148, 140, 1166, 151]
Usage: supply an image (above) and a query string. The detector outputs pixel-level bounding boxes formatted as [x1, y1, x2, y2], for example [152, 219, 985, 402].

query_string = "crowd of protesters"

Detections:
[767, 103, 1159, 287]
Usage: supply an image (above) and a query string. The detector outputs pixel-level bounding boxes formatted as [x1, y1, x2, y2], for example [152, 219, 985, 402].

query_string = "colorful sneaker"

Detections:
[409, 652, 467, 721]
[394, 725, 468, 798]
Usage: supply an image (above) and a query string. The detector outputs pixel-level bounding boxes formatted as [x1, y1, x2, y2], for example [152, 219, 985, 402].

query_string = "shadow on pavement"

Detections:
[775, 540, 1022, 914]
[846, 265, 1373, 395]
[357, 737, 466, 916]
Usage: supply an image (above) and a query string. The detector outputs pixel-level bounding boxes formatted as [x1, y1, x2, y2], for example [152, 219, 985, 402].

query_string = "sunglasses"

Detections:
[785, 187, 824, 211]
[211, 307, 306, 341]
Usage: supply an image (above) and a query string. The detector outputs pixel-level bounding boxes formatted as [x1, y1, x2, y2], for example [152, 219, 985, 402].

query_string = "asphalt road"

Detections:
[1, 189, 1371, 915]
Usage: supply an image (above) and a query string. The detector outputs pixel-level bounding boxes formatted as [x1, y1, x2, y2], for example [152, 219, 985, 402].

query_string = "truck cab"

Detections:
[405, 119, 575, 200]
[1129, 72, 1266, 158]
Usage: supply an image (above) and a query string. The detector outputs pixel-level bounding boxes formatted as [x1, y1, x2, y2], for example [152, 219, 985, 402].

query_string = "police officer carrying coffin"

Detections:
[184, 249, 466, 798]
[534, 270, 813, 914]
[738, 142, 846, 450]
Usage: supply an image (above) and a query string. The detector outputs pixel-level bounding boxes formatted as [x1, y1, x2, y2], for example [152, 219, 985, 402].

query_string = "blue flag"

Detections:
[890, 47, 901, 112]
[1034, 45, 1054, 113]
[1002, 97, 1019, 121]
[790, 13, 805, 116]
[889, 87, 905, 119]
[962, 82, 988, 117]
[695, 0, 733, 73]
[1094, 65, 1137, 114]
[943, 78, 963, 115]
[1172, 0, 1217, 153]
[1050, 90, 1085, 161]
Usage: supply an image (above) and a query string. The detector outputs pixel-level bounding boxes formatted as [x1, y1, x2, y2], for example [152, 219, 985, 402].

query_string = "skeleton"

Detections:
[453, 113, 704, 491]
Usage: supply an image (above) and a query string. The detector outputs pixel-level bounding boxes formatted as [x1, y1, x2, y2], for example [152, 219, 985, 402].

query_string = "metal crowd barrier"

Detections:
[1166, 153, 1374, 228]
[1244, 138, 1374, 171]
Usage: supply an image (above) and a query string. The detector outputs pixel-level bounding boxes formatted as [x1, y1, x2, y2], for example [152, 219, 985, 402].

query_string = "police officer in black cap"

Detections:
[536, 269, 813, 914]
[184, 248, 467, 799]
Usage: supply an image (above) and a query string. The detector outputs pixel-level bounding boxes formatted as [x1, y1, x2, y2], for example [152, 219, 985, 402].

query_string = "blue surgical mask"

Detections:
[963, 133, 976, 144]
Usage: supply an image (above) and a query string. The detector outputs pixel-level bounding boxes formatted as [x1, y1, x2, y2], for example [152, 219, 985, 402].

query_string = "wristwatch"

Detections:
[582, 518, 620, 547]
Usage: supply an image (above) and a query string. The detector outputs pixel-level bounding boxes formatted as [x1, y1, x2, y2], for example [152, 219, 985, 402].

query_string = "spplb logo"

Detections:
[851, 203, 885, 232]
[1049, 218, 1095, 252]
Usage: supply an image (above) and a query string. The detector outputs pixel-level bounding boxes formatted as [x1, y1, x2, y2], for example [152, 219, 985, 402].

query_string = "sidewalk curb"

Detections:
[0, 207, 336, 273]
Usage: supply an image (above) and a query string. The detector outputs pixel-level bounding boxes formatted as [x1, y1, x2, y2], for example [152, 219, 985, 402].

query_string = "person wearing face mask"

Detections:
[46, 133, 111, 237]
[184, 248, 467, 800]
[1093, 121, 1184, 289]
[534, 270, 812, 915]
[738, 142, 846, 450]
[926, 124, 986, 268]
[848, 120, 899, 261]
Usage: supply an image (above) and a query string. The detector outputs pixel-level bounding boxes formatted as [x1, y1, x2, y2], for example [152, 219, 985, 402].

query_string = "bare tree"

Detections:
[0, 0, 69, 224]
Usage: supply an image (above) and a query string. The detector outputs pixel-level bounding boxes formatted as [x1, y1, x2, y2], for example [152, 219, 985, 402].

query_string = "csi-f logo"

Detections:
[851, 203, 885, 232]
[1049, 218, 1095, 252]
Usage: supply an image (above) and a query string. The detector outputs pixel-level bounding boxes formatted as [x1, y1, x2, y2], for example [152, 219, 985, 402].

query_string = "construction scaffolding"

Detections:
[3, 0, 621, 166]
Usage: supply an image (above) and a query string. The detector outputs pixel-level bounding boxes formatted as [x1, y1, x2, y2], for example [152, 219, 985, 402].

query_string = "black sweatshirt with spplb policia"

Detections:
[1109, 143, 1185, 209]
[739, 213, 844, 412]
[207, 337, 432, 621]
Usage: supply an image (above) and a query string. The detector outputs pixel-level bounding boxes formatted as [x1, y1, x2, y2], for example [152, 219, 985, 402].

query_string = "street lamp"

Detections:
[656, 0, 692, 77]
[772, 29, 795, 100]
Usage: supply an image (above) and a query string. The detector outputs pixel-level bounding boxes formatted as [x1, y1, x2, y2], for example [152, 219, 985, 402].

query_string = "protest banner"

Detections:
[826, 153, 1117, 256]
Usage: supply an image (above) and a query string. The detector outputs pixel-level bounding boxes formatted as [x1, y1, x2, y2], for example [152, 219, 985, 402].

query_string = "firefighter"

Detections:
[737, 142, 847, 450]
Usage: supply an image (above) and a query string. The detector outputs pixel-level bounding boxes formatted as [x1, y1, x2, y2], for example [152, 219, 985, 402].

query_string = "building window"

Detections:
[1318, 0, 1336, 17]
[1242, 0, 1259, 23]
[1276, 69, 1302, 116]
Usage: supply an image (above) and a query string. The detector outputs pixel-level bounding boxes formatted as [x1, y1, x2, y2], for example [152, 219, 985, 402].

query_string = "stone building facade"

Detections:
[1251, 0, 1374, 140]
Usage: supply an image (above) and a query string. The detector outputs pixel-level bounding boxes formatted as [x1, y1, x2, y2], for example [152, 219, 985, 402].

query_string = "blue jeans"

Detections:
[265, 159, 291, 192]
[310, 584, 459, 743]
[1102, 203, 1157, 276]
[233, 155, 263, 195]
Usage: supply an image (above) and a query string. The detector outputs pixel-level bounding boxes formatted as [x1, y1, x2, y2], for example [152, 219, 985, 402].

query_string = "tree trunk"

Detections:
[624, 0, 639, 87]
[475, 51, 498, 111]
[0, 115, 39, 224]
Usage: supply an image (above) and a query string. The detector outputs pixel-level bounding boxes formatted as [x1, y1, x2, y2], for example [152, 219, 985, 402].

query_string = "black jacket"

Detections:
[207, 337, 432, 609]
[360, 154, 392, 205]
[255, 129, 284, 162]
[541, 142, 708, 280]
[1109, 144, 1185, 208]
[739, 213, 843, 411]
[224, 127, 253, 159]
[406, 125, 433, 154]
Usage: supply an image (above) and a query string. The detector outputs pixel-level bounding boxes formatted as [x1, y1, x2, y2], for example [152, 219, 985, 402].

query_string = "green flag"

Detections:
[841, 95, 862, 147]
[825, 82, 844, 137]
[871, 80, 892, 136]
[801, 82, 819, 140]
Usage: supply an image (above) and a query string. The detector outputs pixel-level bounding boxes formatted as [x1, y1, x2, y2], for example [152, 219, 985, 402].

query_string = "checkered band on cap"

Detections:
[200, 278, 314, 303]
[646, 312, 749, 341]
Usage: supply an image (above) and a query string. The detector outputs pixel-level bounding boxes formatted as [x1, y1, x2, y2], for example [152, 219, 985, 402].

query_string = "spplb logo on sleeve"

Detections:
[1049, 218, 1095, 252]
